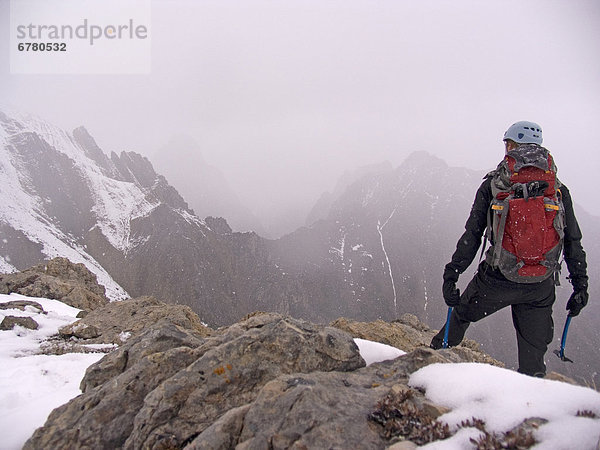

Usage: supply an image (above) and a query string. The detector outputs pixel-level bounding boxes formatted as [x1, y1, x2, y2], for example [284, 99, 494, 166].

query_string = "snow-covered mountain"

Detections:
[0, 109, 137, 300]
[0, 109, 295, 326]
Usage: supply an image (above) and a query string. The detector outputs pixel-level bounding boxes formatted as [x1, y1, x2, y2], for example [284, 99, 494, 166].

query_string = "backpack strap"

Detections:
[478, 171, 497, 265]
[489, 198, 510, 268]
[478, 196, 494, 264]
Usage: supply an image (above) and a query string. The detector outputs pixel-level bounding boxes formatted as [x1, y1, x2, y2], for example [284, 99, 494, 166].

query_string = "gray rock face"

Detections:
[0, 257, 108, 311]
[24, 313, 365, 450]
[124, 314, 363, 450]
[28, 325, 202, 450]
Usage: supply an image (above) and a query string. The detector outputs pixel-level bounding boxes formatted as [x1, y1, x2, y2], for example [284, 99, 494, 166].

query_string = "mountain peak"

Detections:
[401, 151, 449, 171]
[73, 126, 112, 171]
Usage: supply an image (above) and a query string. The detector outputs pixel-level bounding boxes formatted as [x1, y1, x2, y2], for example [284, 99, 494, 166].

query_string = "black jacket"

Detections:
[445, 177, 588, 290]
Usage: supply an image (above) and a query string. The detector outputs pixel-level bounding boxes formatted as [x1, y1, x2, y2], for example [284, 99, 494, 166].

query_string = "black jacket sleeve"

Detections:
[444, 177, 492, 281]
[559, 184, 588, 290]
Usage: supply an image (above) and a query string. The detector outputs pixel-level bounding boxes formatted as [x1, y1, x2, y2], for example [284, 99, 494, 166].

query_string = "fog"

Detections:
[2, 0, 599, 237]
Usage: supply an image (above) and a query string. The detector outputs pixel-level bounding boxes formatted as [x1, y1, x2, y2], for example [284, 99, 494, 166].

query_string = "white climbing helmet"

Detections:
[503, 121, 543, 144]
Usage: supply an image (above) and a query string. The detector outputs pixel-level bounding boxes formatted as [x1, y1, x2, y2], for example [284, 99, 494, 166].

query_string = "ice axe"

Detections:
[442, 307, 453, 349]
[553, 315, 574, 363]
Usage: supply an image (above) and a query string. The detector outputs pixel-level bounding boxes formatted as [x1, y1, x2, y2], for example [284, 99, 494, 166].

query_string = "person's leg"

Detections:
[511, 286, 555, 377]
[430, 307, 471, 349]
[431, 265, 509, 349]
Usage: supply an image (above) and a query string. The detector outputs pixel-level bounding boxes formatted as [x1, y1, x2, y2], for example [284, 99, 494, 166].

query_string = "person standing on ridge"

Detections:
[430, 121, 589, 377]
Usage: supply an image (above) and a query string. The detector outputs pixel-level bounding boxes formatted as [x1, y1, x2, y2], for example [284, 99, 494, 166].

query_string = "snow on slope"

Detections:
[0, 108, 167, 299]
[2, 108, 158, 253]
[0, 255, 16, 274]
[0, 120, 127, 299]
[0, 293, 104, 450]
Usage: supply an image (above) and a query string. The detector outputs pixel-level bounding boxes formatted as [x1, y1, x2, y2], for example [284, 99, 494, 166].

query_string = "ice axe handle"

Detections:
[554, 315, 574, 363]
[442, 307, 453, 349]
[560, 315, 572, 351]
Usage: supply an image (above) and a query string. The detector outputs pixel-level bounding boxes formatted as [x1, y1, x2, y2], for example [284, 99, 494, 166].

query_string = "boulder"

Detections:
[192, 348, 461, 449]
[0, 257, 109, 311]
[58, 296, 212, 345]
[0, 315, 39, 330]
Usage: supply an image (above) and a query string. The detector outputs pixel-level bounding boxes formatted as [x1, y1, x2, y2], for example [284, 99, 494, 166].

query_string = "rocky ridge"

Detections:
[26, 310, 487, 450]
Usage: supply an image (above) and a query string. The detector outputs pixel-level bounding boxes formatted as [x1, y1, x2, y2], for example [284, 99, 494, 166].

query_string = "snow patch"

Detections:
[410, 363, 600, 449]
[354, 338, 405, 365]
[119, 331, 132, 342]
[329, 233, 346, 260]
[0, 293, 105, 449]
[90, 176, 158, 253]
[0, 255, 17, 274]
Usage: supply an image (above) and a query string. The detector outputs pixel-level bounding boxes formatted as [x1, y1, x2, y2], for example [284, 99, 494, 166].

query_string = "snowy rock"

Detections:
[0, 299, 45, 313]
[0, 257, 109, 311]
[0, 315, 39, 330]
[59, 321, 100, 340]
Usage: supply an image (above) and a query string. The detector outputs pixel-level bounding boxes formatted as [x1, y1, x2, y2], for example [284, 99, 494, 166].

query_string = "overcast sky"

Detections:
[1, 0, 599, 231]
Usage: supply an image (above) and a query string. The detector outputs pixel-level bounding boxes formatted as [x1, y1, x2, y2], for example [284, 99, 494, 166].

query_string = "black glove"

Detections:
[566, 289, 588, 317]
[442, 279, 461, 307]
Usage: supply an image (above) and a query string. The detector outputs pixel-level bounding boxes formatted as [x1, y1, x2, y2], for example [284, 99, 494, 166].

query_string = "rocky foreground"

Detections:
[26, 309, 507, 450]
[1, 259, 565, 449]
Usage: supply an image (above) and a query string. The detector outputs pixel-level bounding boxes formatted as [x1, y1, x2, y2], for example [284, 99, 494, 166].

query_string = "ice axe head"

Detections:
[553, 349, 573, 363]
[554, 315, 574, 363]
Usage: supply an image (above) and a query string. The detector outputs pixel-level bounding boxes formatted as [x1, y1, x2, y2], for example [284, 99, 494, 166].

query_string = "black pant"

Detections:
[431, 262, 555, 377]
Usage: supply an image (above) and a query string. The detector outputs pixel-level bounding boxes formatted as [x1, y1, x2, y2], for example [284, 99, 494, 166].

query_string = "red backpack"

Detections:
[486, 144, 565, 283]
